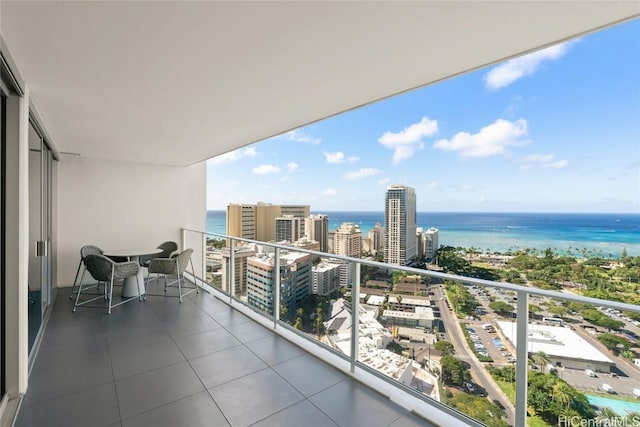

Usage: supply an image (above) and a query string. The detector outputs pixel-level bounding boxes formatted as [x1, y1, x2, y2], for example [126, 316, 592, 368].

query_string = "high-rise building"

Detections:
[226, 202, 310, 243]
[416, 227, 426, 260]
[368, 222, 385, 255]
[312, 261, 342, 296]
[305, 214, 329, 252]
[425, 227, 439, 261]
[220, 246, 256, 296]
[226, 204, 257, 240]
[334, 222, 362, 258]
[384, 185, 417, 266]
[275, 215, 303, 243]
[281, 205, 310, 237]
[246, 251, 312, 314]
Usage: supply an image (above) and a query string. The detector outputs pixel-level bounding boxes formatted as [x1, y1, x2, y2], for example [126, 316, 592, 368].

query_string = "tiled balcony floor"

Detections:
[15, 284, 434, 427]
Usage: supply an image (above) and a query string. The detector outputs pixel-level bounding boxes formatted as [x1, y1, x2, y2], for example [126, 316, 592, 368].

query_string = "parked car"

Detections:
[601, 384, 615, 394]
[585, 369, 596, 377]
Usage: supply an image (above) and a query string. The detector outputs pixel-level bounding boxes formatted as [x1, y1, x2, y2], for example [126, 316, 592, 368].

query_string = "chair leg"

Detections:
[138, 274, 144, 302]
[73, 269, 87, 312]
[144, 274, 150, 300]
[107, 271, 115, 315]
[178, 272, 183, 303]
[190, 259, 199, 294]
[70, 259, 83, 299]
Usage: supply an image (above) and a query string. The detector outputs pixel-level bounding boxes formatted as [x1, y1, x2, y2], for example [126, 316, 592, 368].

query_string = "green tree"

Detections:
[531, 351, 551, 371]
[597, 333, 630, 354]
[294, 317, 303, 330]
[488, 301, 514, 317]
[553, 381, 574, 409]
[440, 355, 467, 386]
[315, 307, 325, 337]
[434, 340, 455, 356]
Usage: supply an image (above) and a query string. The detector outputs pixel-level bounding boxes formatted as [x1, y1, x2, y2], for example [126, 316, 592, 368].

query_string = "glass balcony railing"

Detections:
[182, 228, 640, 427]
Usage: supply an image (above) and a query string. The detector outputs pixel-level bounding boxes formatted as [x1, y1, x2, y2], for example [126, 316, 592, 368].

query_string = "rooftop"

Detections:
[497, 321, 614, 363]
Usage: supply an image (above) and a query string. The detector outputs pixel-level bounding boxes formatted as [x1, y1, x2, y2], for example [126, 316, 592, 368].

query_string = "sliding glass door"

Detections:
[0, 87, 5, 397]
[28, 120, 52, 354]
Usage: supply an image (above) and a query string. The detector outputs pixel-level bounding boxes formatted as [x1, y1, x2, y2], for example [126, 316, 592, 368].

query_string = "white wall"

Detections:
[56, 156, 206, 287]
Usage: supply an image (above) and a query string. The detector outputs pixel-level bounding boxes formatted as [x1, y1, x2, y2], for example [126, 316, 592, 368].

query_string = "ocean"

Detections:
[206, 211, 640, 257]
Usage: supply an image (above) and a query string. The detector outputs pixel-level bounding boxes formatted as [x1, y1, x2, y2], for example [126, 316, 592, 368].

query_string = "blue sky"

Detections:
[207, 20, 639, 213]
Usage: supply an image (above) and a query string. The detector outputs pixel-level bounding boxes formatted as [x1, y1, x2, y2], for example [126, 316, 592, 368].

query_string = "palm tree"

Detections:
[531, 351, 551, 371]
[552, 381, 573, 409]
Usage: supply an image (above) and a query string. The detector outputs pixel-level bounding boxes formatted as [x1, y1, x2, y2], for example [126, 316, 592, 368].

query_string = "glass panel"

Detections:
[27, 121, 42, 352]
[517, 292, 640, 426]
[0, 93, 5, 396]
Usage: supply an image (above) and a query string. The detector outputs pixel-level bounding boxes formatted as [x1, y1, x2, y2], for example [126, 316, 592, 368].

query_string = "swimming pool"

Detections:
[586, 394, 640, 415]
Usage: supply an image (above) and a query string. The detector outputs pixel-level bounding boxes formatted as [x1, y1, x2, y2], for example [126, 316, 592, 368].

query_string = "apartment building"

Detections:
[334, 222, 362, 258]
[384, 185, 417, 266]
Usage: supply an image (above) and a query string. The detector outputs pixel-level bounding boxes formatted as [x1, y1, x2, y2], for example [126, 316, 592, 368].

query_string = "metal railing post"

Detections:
[202, 232, 206, 286]
[514, 290, 529, 427]
[229, 238, 235, 304]
[350, 261, 360, 373]
[274, 247, 280, 328]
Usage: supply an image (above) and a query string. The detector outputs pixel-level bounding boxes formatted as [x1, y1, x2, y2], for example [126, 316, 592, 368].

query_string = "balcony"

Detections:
[15, 286, 435, 427]
[14, 231, 640, 427]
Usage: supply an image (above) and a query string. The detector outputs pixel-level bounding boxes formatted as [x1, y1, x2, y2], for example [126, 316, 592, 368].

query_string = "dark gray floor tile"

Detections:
[309, 380, 409, 427]
[246, 334, 306, 366]
[111, 339, 185, 380]
[115, 361, 204, 419]
[21, 354, 113, 407]
[225, 320, 273, 343]
[250, 399, 338, 427]
[15, 382, 119, 427]
[209, 368, 304, 426]
[190, 345, 267, 388]
[272, 354, 345, 397]
[121, 391, 229, 427]
[208, 308, 252, 327]
[106, 323, 172, 352]
[388, 412, 436, 427]
[187, 293, 232, 314]
[174, 328, 241, 360]
[162, 313, 222, 339]
[32, 333, 109, 370]
[40, 316, 106, 348]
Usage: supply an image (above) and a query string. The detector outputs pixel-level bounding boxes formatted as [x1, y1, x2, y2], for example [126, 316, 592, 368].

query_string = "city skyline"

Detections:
[207, 20, 639, 213]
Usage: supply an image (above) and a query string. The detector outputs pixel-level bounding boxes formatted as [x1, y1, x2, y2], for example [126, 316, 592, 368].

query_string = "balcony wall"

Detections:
[56, 156, 207, 287]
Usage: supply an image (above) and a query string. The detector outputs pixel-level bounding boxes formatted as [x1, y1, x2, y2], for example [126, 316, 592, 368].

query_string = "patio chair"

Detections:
[139, 241, 178, 268]
[145, 248, 198, 302]
[69, 245, 104, 299]
[73, 254, 142, 314]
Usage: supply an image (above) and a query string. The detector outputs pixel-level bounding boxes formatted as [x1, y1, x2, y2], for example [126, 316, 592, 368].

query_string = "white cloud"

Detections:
[208, 147, 257, 165]
[343, 168, 380, 180]
[379, 116, 439, 163]
[323, 187, 337, 196]
[433, 118, 529, 158]
[281, 129, 321, 144]
[378, 178, 390, 186]
[324, 151, 345, 163]
[324, 152, 359, 164]
[522, 153, 554, 163]
[252, 164, 281, 175]
[518, 153, 568, 170]
[287, 162, 299, 172]
[485, 41, 577, 90]
[427, 181, 438, 190]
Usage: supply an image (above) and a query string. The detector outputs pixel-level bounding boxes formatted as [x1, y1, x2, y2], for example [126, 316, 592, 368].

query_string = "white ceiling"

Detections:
[1, 1, 638, 166]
